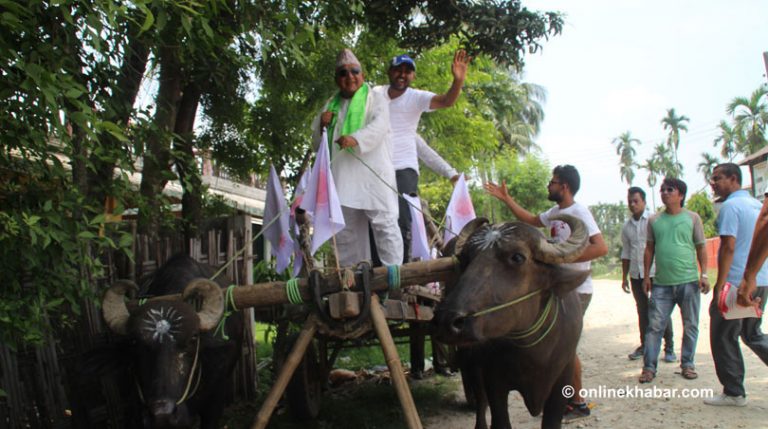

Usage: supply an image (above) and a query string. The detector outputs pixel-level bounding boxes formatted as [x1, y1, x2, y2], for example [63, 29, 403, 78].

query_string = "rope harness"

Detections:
[213, 285, 239, 340]
[467, 289, 559, 348]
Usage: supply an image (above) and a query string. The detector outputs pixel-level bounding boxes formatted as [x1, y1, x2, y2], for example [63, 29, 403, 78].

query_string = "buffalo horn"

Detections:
[532, 214, 589, 264]
[182, 279, 225, 332]
[453, 217, 490, 256]
[102, 279, 139, 335]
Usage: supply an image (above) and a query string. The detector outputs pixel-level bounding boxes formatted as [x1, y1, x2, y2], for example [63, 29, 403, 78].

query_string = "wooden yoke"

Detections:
[126, 257, 459, 311]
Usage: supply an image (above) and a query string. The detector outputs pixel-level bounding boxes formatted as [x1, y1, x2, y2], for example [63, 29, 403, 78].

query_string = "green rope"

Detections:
[517, 297, 559, 348]
[469, 289, 543, 318]
[387, 265, 401, 291]
[213, 285, 238, 340]
[285, 278, 303, 304]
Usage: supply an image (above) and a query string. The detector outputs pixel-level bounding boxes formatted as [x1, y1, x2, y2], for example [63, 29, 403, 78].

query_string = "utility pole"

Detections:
[764, 51, 768, 83]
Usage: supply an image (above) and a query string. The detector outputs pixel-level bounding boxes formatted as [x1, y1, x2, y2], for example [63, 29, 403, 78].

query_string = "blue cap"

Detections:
[390, 54, 416, 70]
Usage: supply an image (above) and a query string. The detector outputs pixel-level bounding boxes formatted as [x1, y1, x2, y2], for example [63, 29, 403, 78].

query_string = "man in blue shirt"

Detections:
[706, 163, 768, 407]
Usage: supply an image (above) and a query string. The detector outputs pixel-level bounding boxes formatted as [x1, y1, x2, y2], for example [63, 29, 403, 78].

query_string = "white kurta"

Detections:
[311, 88, 398, 212]
[310, 87, 402, 266]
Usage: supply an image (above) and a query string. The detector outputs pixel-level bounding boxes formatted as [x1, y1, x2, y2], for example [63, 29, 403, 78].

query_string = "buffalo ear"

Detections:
[548, 267, 591, 297]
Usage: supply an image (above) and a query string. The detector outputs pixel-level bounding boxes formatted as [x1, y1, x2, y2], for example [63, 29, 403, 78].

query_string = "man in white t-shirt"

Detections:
[372, 51, 470, 380]
[372, 50, 470, 263]
[485, 164, 608, 422]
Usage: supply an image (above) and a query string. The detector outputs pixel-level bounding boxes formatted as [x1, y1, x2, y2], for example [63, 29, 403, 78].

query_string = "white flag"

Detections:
[443, 173, 476, 243]
[299, 129, 346, 254]
[403, 194, 431, 261]
[263, 165, 294, 274]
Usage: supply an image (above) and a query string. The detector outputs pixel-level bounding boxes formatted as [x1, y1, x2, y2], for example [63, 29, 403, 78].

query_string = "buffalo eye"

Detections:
[507, 253, 526, 265]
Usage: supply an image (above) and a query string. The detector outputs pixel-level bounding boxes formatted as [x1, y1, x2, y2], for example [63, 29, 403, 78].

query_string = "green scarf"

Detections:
[326, 83, 369, 150]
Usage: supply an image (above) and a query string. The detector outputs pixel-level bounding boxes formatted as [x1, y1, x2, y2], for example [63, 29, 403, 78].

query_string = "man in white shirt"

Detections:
[310, 48, 402, 268]
[372, 50, 469, 379]
[373, 50, 469, 262]
[621, 187, 676, 362]
[485, 164, 608, 422]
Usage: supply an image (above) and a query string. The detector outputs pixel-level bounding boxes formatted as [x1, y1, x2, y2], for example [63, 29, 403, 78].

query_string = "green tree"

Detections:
[589, 202, 627, 275]
[727, 85, 768, 155]
[640, 157, 662, 210]
[686, 192, 717, 238]
[697, 153, 720, 184]
[661, 108, 689, 173]
[612, 131, 640, 185]
[713, 120, 742, 161]
[0, 0, 565, 348]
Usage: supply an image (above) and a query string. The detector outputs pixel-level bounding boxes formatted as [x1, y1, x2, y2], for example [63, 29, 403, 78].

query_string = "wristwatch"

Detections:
[700, 273, 708, 278]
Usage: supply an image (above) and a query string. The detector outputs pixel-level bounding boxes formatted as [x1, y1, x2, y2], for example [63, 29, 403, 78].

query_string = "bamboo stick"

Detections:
[370, 295, 423, 429]
[251, 314, 319, 429]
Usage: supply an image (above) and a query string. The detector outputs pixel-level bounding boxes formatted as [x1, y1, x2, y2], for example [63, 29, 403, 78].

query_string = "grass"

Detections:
[222, 374, 461, 429]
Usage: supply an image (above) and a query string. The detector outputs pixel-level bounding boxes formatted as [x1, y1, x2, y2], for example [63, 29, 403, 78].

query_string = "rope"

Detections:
[213, 285, 238, 340]
[285, 278, 303, 304]
[387, 265, 401, 291]
[469, 289, 543, 318]
[176, 337, 201, 405]
[138, 298, 147, 306]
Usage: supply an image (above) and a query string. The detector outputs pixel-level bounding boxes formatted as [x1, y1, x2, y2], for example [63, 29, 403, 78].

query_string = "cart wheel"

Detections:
[282, 334, 322, 420]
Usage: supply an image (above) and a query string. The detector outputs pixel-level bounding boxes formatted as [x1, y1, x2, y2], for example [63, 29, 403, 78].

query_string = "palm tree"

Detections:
[713, 120, 741, 161]
[651, 142, 680, 178]
[640, 157, 662, 210]
[473, 66, 547, 155]
[727, 85, 768, 155]
[697, 152, 720, 184]
[661, 108, 690, 169]
[611, 131, 641, 185]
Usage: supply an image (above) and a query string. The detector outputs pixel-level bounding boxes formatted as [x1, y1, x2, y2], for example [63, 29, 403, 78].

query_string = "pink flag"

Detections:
[443, 173, 476, 243]
[299, 129, 345, 254]
[263, 165, 295, 274]
[291, 171, 309, 278]
[403, 194, 431, 261]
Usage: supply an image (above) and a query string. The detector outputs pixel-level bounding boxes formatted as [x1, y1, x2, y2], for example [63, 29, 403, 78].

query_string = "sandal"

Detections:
[681, 367, 698, 380]
[638, 369, 655, 383]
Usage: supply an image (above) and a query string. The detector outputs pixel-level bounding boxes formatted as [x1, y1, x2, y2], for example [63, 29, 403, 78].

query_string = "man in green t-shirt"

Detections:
[638, 177, 710, 383]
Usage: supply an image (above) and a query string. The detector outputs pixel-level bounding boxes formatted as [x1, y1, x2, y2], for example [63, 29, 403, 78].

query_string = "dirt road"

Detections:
[423, 279, 768, 429]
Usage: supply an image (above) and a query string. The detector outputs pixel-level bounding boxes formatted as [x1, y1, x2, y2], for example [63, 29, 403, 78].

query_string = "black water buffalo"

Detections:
[100, 254, 244, 429]
[434, 215, 590, 429]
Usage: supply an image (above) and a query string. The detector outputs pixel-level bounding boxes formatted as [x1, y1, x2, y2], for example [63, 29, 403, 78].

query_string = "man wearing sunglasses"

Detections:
[371, 50, 470, 379]
[639, 177, 709, 384]
[310, 48, 403, 269]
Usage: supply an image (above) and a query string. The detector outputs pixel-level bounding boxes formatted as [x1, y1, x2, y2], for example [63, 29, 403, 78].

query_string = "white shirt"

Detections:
[539, 202, 601, 294]
[310, 88, 398, 212]
[621, 211, 655, 279]
[373, 85, 435, 171]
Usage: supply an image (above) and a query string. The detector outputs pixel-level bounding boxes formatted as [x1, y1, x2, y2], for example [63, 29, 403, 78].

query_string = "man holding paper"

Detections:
[705, 163, 768, 407]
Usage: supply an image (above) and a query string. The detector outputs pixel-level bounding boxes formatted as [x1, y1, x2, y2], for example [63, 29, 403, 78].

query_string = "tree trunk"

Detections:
[139, 36, 182, 236]
[173, 82, 203, 248]
[87, 16, 150, 205]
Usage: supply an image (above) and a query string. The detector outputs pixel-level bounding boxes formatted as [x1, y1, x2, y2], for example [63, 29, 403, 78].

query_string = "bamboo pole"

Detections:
[370, 295, 423, 429]
[251, 314, 319, 429]
[127, 256, 458, 311]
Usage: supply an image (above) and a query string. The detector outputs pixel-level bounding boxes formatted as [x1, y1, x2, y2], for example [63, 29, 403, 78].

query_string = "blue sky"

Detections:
[521, 0, 768, 208]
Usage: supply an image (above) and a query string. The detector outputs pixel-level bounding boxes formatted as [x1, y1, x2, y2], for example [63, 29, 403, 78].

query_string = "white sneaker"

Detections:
[704, 393, 747, 407]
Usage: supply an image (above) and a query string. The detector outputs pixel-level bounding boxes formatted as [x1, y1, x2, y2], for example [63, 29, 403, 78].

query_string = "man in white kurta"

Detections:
[310, 49, 402, 267]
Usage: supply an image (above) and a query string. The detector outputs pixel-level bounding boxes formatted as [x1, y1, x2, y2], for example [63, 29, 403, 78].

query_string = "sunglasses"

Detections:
[336, 67, 361, 78]
[660, 187, 677, 193]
